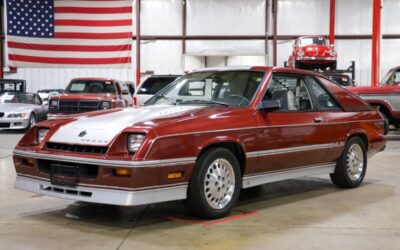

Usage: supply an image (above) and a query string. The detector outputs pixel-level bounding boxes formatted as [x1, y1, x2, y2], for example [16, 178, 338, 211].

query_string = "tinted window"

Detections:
[307, 77, 340, 111]
[298, 37, 327, 46]
[0, 93, 36, 104]
[263, 74, 313, 111]
[137, 77, 177, 95]
[66, 80, 116, 94]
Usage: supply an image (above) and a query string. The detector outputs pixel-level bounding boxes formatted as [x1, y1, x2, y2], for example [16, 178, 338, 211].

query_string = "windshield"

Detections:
[380, 69, 400, 85]
[145, 71, 265, 107]
[66, 80, 116, 94]
[137, 77, 178, 95]
[298, 37, 327, 46]
[0, 93, 38, 104]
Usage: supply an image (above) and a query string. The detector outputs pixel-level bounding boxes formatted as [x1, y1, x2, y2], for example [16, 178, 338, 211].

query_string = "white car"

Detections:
[134, 75, 180, 106]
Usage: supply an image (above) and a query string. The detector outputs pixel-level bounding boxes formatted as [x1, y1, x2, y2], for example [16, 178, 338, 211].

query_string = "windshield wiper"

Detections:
[154, 93, 177, 105]
[179, 99, 229, 107]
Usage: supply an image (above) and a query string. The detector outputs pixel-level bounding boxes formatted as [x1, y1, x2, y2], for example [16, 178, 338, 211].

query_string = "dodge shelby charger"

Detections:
[13, 67, 386, 219]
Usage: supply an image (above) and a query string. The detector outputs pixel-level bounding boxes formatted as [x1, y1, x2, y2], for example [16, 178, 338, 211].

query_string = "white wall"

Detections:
[3, 0, 400, 90]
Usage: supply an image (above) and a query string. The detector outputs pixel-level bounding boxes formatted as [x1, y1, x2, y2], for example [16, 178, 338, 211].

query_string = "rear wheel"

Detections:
[185, 148, 241, 219]
[330, 137, 367, 188]
[26, 113, 36, 131]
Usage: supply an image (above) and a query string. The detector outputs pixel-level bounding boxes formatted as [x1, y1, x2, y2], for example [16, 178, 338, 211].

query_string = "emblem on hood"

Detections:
[78, 130, 87, 137]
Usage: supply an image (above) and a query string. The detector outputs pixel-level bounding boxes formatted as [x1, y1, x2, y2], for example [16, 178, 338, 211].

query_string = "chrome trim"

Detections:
[13, 149, 196, 168]
[15, 175, 187, 206]
[246, 143, 337, 158]
[296, 56, 336, 61]
[47, 113, 77, 120]
[242, 163, 336, 188]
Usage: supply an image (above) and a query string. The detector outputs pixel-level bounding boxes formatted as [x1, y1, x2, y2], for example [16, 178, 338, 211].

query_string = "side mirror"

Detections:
[258, 100, 281, 112]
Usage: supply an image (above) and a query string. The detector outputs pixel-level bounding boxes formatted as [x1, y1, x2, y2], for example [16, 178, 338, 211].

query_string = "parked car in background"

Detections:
[0, 92, 47, 130]
[134, 75, 180, 106]
[321, 72, 354, 87]
[47, 78, 129, 120]
[37, 89, 65, 102]
[0, 79, 26, 93]
[288, 36, 337, 70]
[348, 66, 400, 133]
[13, 67, 385, 219]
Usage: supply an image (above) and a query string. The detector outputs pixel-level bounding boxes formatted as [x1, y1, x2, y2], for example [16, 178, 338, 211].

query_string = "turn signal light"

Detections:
[168, 172, 183, 180]
[115, 168, 130, 176]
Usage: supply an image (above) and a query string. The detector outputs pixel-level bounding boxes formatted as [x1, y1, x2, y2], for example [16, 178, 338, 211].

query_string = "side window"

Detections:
[178, 81, 206, 96]
[307, 76, 341, 111]
[263, 74, 313, 112]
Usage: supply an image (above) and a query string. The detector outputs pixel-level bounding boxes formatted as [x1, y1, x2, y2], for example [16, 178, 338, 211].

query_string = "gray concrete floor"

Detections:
[0, 130, 399, 250]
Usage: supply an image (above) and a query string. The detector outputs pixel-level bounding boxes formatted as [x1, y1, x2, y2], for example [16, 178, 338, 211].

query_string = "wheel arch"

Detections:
[346, 130, 369, 150]
[196, 139, 247, 176]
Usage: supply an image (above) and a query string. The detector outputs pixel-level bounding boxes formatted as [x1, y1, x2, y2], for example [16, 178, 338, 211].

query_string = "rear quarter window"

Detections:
[316, 76, 374, 112]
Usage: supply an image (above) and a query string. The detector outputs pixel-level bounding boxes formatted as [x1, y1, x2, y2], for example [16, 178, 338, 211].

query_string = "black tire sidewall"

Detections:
[187, 148, 241, 219]
[379, 111, 389, 135]
[27, 113, 36, 130]
[338, 137, 367, 187]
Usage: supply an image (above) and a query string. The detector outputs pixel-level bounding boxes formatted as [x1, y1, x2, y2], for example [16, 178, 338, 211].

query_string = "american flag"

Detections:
[6, 0, 133, 68]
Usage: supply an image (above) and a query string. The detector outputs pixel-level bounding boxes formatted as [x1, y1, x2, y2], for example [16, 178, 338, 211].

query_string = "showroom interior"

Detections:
[0, 0, 400, 249]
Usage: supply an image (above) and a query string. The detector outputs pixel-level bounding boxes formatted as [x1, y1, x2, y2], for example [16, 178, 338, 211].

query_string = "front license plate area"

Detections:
[50, 163, 79, 187]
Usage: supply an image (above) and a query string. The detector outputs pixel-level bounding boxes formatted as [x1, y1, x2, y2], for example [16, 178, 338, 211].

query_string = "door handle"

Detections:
[314, 117, 323, 123]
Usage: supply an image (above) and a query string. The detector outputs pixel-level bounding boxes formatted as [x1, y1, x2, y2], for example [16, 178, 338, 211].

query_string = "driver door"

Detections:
[253, 73, 332, 173]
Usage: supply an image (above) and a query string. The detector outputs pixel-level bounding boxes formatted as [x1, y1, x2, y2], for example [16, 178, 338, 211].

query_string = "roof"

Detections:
[71, 77, 118, 81]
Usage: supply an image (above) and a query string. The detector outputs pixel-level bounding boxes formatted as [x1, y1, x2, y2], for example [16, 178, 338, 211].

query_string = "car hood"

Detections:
[52, 93, 115, 101]
[48, 105, 207, 146]
[299, 45, 330, 57]
[0, 103, 35, 113]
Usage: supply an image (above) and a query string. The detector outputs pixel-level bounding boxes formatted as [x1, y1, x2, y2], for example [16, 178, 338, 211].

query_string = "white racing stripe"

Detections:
[49, 105, 202, 146]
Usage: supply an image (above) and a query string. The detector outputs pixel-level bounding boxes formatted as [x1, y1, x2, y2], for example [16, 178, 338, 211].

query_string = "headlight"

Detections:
[50, 100, 59, 106]
[7, 113, 28, 118]
[329, 50, 336, 56]
[297, 50, 305, 57]
[101, 101, 111, 110]
[128, 134, 145, 153]
[37, 128, 49, 144]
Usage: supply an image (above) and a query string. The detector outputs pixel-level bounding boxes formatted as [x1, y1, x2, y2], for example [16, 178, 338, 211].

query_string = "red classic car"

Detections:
[47, 78, 129, 120]
[348, 66, 400, 133]
[13, 67, 386, 219]
[288, 36, 337, 70]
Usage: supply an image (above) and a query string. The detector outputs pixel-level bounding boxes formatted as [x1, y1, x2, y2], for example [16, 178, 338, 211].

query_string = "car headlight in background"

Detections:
[7, 113, 28, 118]
[297, 50, 305, 57]
[50, 100, 59, 106]
[128, 134, 145, 153]
[37, 128, 50, 144]
[329, 50, 336, 56]
[101, 101, 112, 110]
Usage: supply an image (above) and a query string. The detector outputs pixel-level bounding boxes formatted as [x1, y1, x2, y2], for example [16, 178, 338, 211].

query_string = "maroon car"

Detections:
[47, 78, 128, 120]
[14, 67, 385, 219]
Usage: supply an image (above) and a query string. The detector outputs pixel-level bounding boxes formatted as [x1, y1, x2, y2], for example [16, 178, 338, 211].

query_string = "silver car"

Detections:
[0, 92, 48, 131]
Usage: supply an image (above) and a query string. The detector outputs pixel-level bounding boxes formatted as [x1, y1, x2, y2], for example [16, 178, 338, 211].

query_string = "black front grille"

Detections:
[0, 123, 10, 128]
[0, 112, 4, 118]
[58, 100, 100, 113]
[46, 142, 108, 154]
[38, 159, 99, 179]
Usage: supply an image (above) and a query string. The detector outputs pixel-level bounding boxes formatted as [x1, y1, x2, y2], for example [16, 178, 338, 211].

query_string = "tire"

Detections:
[330, 137, 367, 188]
[26, 113, 36, 131]
[185, 148, 241, 219]
[294, 60, 301, 69]
[330, 61, 337, 70]
[379, 111, 389, 135]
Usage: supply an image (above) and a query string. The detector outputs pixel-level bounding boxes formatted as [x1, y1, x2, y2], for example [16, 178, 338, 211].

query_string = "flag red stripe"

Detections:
[55, 6, 132, 14]
[55, 19, 132, 27]
[9, 54, 131, 65]
[7, 41, 132, 52]
[55, 32, 132, 39]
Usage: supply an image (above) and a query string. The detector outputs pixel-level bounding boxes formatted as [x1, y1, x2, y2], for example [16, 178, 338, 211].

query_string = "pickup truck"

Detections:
[348, 66, 400, 133]
[48, 78, 130, 120]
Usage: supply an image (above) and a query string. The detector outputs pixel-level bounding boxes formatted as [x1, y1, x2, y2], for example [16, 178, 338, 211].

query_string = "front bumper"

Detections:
[16, 175, 187, 206]
[0, 118, 29, 130]
[296, 56, 336, 62]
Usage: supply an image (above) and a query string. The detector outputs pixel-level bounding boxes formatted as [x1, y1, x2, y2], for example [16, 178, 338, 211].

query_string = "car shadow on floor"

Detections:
[21, 176, 394, 232]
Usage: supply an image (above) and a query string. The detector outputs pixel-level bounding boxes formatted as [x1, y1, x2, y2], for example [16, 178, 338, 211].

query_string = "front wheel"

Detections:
[185, 148, 241, 219]
[26, 113, 36, 131]
[330, 137, 367, 188]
